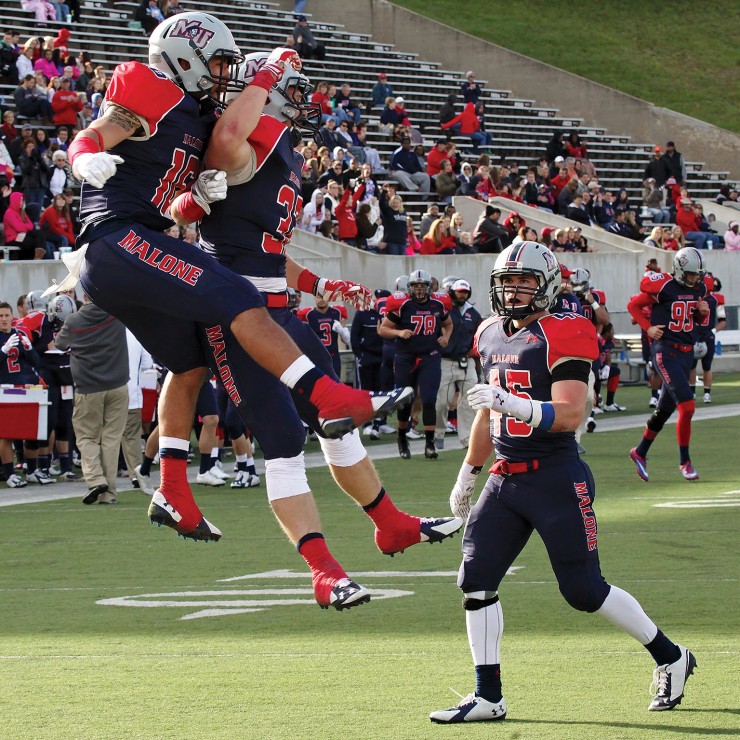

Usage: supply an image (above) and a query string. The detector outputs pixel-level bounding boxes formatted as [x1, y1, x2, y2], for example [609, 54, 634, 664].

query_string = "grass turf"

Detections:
[0, 380, 738, 738]
[391, 0, 740, 134]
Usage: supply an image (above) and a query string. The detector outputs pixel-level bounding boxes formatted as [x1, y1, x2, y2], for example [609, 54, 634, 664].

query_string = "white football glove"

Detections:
[331, 320, 351, 345]
[1, 334, 19, 354]
[19, 333, 32, 350]
[599, 365, 610, 381]
[191, 169, 228, 215]
[72, 152, 124, 188]
[467, 383, 509, 412]
[449, 462, 481, 520]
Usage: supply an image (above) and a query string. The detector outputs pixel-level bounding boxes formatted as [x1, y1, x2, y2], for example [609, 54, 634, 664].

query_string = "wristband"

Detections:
[250, 69, 278, 93]
[296, 268, 321, 295]
[590, 300, 600, 311]
[525, 400, 555, 431]
[458, 461, 482, 482]
[172, 191, 206, 224]
[68, 130, 105, 164]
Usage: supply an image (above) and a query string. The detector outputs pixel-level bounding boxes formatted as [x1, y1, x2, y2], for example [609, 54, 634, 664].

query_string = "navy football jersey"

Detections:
[386, 292, 451, 355]
[200, 114, 303, 279]
[0, 328, 41, 384]
[79, 62, 214, 235]
[552, 291, 584, 315]
[640, 273, 707, 345]
[577, 289, 606, 326]
[475, 313, 598, 461]
[375, 293, 398, 349]
[695, 293, 722, 340]
[298, 305, 348, 357]
[350, 308, 383, 361]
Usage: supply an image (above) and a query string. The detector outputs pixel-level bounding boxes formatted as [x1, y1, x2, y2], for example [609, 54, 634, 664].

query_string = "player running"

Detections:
[627, 247, 709, 481]
[169, 51, 461, 611]
[61, 13, 408, 542]
[430, 242, 695, 723]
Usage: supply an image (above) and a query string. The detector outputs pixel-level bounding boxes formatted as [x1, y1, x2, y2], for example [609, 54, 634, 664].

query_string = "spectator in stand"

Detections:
[19, 138, 49, 207]
[502, 211, 524, 243]
[613, 188, 635, 217]
[19, 0, 56, 26]
[406, 216, 421, 255]
[460, 70, 483, 105]
[1, 111, 18, 143]
[300, 188, 327, 233]
[378, 185, 407, 255]
[40, 191, 75, 248]
[676, 197, 707, 249]
[441, 100, 491, 154]
[55, 295, 129, 505]
[606, 210, 632, 238]
[52, 27, 71, 58]
[456, 161, 475, 196]
[349, 122, 383, 173]
[714, 185, 738, 206]
[372, 72, 393, 110]
[566, 193, 591, 227]
[724, 221, 740, 251]
[353, 202, 378, 251]
[535, 182, 555, 212]
[551, 228, 572, 253]
[166, 0, 184, 15]
[85, 76, 105, 103]
[643, 226, 665, 250]
[8, 123, 34, 164]
[435, 159, 458, 203]
[546, 131, 568, 163]
[48, 148, 73, 195]
[50, 75, 82, 131]
[511, 225, 538, 246]
[317, 117, 344, 151]
[77, 100, 93, 130]
[522, 169, 539, 207]
[15, 45, 35, 81]
[540, 225, 555, 248]
[419, 203, 440, 240]
[334, 119, 353, 148]
[644, 145, 671, 187]
[335, 82, 364, 124]
[566, 132, 594, 175]
[379, 96, 409, 138]
[589, 188, 614, 227]
[323, 179, 340, 216]
[293, 15, 325, 61]
[421, 216, 456, 255]
[334, 184, 361, 247]
[472, 205, 507, 253]
[2, 192, 46, 259]
[389, 136, 431, 195]
[1, 31, 20, 85]
[642, 178, 670, 223]
[558, 178, 579, 213]
[14, 74, 54, 123]
[427, 139, 455, 178]
[439, 94, 459, 136]
[663, 141, 686, 185]
[33, 47, 60, 80]
[663, 225, 685, 251]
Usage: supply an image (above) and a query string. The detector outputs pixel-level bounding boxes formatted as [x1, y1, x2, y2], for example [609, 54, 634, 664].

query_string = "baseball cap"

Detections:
[559, 264, 573, 278]
[395, 96, 404, 103]
[435, 138, 447, 145]
[666, 140, 675, 147]
[654, 145, 662, 153]
[296, 14, 307, 21]
[451, 279, 471, 293]
[378, 72, 387, 79]
[60, 76, 70, 82]
[554, 155, 565, 163]
[666, 177, 677, 185]
[541, 226, 556, 238]
[21, 123, 33, 131]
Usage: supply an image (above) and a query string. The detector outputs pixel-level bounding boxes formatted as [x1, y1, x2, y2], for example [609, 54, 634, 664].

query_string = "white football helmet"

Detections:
[672, 247, 705, 287]
[394, 275, 409, 293]
[441, 274, 462, 292]
[148, 12, 243, 102]
[490, 241, 561, 318]
[227, 52, 321, 138]
[408, 269, 432, 302]
[47, 294, 77, 327]
[569, 267, 591, 296]
[25, 290, 49, 313]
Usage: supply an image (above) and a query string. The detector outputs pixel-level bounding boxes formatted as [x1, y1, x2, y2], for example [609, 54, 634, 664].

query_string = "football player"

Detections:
[171, 52, 461, 611]
[378, 269, 453, 460]
[431, 242, 695, 724]
[689, 272, 726, 403]
[63, 14, 407, 542]
[628, 247, 709, 481]
[297, 295, 349, 378]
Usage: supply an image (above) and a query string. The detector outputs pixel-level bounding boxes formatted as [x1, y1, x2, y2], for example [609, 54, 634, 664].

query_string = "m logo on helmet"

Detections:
[541, 248, 558, 272]
[677, 254, 689, 267]
[169, 19, 215, 49]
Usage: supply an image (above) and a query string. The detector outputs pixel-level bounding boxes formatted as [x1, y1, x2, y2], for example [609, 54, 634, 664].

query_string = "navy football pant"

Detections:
[201, 306, 340, 460]
[215, 382, 247, 441]
[394, 351, 441, 426]
[80, 224, 265, 374]
[652, 341, 694, 413]
[691, 334, 715, 372]
[459, 456, 610, 613]
[195, 377, 218, 418]
[380, 342, 395, 391]
[357, 360, 382, 392]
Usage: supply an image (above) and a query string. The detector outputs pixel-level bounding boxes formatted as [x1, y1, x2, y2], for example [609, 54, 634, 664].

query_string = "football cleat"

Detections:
[369, 427, 380, 440]
[47, 463, 61, 476]
[430, 692, 507, 724]
[649, 645, 697, 711]
[376, 516, 464, 556]
[134, 465, 155, 495]
[703, 392, 711, 404]
[592, 406, 604, 415]
[604, 403, 626, 412]
[195, 470, 226, 486]
[629, 448, 649, 482]
[63, 470, 81, 481]
[98, 491, 118, 504]
[406, 428, 423, 440]
[311, 378, 413, 438]
[445, 421, 457, 434]
[586, 417, 596, 433]
[211, 460, 231, 480]
[378, 423, 396, 434]
[424, 444, 438, 460]
[148, 490, 222, 542]
[230, 470, 260, 488]
[313, 575, 370, 611]
[27, 469, 56, 485]
[398, 436, 411, 460]
[576, 443, 587, 455]
[82, 483, 108, 505]
[679, 461, 699, 481]
[649, 396, 658, 408]
[6, 473, 27, 488]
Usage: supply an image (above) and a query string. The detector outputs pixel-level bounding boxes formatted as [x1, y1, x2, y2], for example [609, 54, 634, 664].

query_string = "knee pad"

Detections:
[462, 590, 500, 611]
[318, 429, 367, 468]
[646, 408, 672, 433]
[264, 454, 310, 502]
[559, 581, 610, 613]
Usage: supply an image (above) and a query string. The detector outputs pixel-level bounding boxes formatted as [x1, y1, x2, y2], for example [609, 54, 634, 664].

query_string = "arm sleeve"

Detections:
[627, 292, 655, 332]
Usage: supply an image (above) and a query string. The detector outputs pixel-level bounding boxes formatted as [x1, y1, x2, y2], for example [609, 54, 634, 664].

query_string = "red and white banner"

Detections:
[0, 386, 49, 440]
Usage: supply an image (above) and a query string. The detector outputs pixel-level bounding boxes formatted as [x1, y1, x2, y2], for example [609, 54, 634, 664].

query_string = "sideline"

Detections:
[2, 403, 738, 508]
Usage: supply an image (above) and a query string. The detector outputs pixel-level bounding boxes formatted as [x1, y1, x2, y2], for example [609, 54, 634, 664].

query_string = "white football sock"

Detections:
[466, 600, 504, 666]
[596, 585, 659, 644]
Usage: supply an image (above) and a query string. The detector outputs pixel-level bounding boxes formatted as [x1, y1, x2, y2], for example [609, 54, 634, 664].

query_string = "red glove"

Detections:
[251, 47, 302, 91]
[319, 279, 372, 311]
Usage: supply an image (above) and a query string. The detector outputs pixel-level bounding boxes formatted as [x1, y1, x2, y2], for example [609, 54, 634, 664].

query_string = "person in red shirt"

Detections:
[40, 193, 76, 247]
[50, 76, 82, 129]
[675, 198, 707, 249]
[334, 183, 362, 246]
[427, 139, 456, 177]
[2, 192, 47, 259]
[420, 216, 457, 255]
[441, 101, 491, 153]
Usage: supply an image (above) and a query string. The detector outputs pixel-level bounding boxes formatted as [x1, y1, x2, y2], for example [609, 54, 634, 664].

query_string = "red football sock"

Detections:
[159, 454, 202, 530]
[363, 490, 422, 554]
[298, 534, 348, 606]
[676, 399, 695, 447]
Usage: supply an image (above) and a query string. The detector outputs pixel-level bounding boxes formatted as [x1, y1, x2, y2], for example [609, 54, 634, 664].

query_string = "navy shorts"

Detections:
[201, 305, 339, 460]
[691, 335, 715, 372]
[459, 455, 610, 612]
[80, 223, 265, 374]
[652, 340, 694, 407]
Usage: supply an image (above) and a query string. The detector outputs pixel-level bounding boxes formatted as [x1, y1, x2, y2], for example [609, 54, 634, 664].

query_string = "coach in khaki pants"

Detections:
[55, 295, 129, 504]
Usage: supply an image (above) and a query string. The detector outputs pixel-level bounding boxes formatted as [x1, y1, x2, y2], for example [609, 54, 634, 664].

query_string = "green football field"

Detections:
[1, 380, 739, 738]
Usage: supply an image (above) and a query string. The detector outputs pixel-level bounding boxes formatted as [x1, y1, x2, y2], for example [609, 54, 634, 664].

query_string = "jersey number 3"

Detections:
[261, 185, 302, 255]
